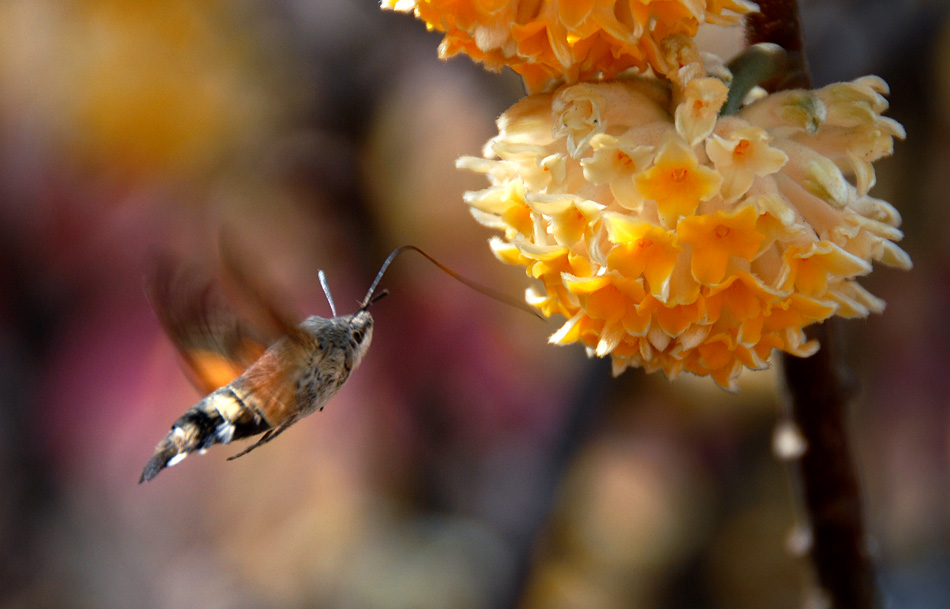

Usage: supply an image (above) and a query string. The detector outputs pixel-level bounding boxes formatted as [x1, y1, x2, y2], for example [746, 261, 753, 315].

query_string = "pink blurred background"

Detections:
[0, 1, 947, 608]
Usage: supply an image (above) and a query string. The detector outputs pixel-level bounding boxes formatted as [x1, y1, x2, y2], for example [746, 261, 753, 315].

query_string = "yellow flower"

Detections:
[605, 213, 681, 300]
[677, 206, 765, 285]
[675, 77, 730, 145]
[382, 0, 758, 92]
[458, 71, 910, 388]
[635, 133, 722, 226]
[582, 133, 655, 207]
[706, 122, 789, 201]
[778, 241, 872, 297]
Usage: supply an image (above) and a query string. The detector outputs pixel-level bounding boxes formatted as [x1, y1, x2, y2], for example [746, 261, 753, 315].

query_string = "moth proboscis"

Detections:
[139, 244, 540, 483]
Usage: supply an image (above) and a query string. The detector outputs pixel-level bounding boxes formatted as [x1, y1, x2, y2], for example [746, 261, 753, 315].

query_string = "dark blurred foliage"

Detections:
[0, 1, 946, 608]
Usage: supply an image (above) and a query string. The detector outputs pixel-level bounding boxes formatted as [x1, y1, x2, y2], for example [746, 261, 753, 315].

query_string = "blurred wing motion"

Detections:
[140, 248, 317, 483]
[144, 254, 277, 393]
[217, 228, 310, 347]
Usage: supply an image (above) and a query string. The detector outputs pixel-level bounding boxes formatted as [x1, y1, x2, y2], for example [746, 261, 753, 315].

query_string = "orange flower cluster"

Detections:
[382, 0, 757, 91]
[458, 74, 909, 387]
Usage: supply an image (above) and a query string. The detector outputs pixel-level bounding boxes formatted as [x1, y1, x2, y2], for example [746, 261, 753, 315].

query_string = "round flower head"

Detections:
[458, 71, 909, 389]
[382, 0, 758, 92]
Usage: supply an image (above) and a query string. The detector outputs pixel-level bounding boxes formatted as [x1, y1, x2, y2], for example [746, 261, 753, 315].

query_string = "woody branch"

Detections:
[746, 1, 881, 608]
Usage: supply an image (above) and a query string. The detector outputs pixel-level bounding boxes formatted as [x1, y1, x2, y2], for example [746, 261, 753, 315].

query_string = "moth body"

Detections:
[139, 243, 532, 484]
[140, 311, 373, 483]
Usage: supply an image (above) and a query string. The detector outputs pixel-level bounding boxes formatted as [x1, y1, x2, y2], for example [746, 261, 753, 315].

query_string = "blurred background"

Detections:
[0, 0, 947, 607]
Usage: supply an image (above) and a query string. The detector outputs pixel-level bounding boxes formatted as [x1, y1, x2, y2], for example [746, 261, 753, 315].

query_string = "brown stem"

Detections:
[745, 0, 812, 89]
[781, 323, 879, 609]
[746, 2, 881, 608]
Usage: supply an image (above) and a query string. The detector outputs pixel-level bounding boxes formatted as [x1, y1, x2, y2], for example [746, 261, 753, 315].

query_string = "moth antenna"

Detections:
[318, 270, 337, 317]
[359, 247, 405, 309]
[360, 245, 543, 319]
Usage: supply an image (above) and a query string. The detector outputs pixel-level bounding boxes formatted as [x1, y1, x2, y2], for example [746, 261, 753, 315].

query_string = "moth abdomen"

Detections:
[139, 386, 270, 483]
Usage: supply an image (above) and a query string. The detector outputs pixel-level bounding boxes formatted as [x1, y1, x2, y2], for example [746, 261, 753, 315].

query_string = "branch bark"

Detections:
[781, 323, 879, 609]
[746, 2, 881, 607]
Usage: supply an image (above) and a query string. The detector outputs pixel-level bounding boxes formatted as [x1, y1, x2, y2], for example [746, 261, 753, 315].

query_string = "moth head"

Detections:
[347, 309, 374, 366]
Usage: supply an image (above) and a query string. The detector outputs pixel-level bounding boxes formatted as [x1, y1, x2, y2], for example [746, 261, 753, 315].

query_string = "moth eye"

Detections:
[352, 329, 365, 343]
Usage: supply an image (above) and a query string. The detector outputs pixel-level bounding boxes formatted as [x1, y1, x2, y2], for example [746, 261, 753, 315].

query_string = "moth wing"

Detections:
[218, 228, 311, 347]
[234, 337, 314, 428]
[144, 253, 287, 395]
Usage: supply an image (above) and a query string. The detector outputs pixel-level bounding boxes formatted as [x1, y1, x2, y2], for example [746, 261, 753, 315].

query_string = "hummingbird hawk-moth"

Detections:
[139, 244, 537, 483]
